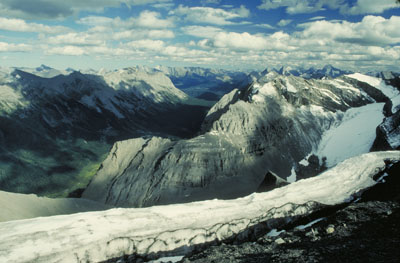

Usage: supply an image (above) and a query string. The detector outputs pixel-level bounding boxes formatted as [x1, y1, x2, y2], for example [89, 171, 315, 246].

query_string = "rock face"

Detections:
[256, 171, 289, 193]
[371, 110, 400, 151]
[83, 72, 382, 207]
[0, 67, 210, 196]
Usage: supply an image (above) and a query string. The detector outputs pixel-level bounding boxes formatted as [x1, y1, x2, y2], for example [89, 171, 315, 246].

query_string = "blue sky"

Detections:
[0, 0, 399, 71]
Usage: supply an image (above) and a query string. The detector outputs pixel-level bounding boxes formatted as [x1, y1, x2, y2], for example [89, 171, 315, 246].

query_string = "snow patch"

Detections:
[149, 256, 184, 263]
[347, 73, 400, 111]
[266, 229, 286, 237]
[251, 82, 278, 102]
[295, 217, 325, 230]
[285, 80, 298, 93]
[315, 103, 385, 167]
[286, 167, 297, 183]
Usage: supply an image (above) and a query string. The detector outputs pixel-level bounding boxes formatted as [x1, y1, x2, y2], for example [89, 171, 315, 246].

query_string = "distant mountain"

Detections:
[154, 66, 251, 100]
[83, 70, 398, 207]
[276, 65, 353, 79]
[15, 64, 68, 78]
[0, 67, 211, 197]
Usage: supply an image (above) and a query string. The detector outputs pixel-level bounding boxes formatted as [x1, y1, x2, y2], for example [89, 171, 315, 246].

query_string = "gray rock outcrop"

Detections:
[83, 72, 380, 207]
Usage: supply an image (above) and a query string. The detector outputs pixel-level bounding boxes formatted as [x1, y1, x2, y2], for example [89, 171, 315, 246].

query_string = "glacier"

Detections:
[0, 151, 399, 263]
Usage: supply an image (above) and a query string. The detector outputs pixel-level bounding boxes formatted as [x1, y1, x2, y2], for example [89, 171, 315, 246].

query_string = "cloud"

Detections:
[135, 10, 174, 28]
[78, 11, 174, 29]
[0, 0, 173, 19]
[341, 0, 399, 15]
[300, 15, 400, 46]
[46, 33, 104, 46]
[0, 17, 69, 34]
[174, 14, 400, 70]
[0, 42, 31, 52]
[309, 16, 326, 21]
[254, 24, 276, 29]
[210, 32, 275, 51]
[170, 5, 250, 25]
[277, 19, 292, 27]
[258, 0, 399, 15]
[128, 0, 172, 5]
[113, 29, 175, 40]
[258, 0, 346, 14]
[77, 16, 116, 27]
[181, 26, 223, 38]
[201, 0, 221, 4]
[46, 45, 86, 56]
[127, 39, 165, 51]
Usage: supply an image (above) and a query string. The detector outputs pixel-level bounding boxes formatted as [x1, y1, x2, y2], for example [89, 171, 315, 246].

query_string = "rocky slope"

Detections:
[83, 72, 390, 207]
[0, 67, 210, 196]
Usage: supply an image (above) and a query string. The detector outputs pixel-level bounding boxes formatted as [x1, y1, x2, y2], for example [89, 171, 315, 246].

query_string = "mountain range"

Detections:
[0, 64, 399, 263]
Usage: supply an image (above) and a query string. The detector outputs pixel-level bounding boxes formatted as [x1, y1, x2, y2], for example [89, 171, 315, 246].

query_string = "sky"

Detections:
[0, 0, 399, 72]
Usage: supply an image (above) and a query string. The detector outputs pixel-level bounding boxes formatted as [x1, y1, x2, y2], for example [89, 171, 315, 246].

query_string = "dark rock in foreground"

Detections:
[181, 200, 400, 263]
[181, 162, 400, 263]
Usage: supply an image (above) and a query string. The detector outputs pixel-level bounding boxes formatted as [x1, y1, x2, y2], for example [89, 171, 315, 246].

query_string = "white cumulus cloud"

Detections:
[0, 42, 31, 52]
[170, 5, 250, 25]
[277, 19, 292, 27]
[0, 17, 69, 34]
[341, 0, 399, 15]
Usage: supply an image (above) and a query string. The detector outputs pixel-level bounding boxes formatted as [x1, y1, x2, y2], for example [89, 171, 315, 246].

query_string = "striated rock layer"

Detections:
[83, 72, 385, 207]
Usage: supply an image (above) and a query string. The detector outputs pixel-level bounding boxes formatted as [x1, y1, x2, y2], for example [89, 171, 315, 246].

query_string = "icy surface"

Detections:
[0, 84, 27, 114]
[315, 103, 385, 167]
[287, 167, 297, 183]
[266, 229, 286, 237]
[149, 256, 184, 263]
[295, 217, 325, 230]
[347, 73, 400, 111]
[0, 152, 398, 263]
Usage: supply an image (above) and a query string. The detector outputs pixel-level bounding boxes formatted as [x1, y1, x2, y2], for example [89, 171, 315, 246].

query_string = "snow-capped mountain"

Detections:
[1, 151, 399, 263]
[276, 65, 353, 79]
[82, 71, 397, 207]
[15, 64, 68, 78]
[0, 67, 211, 197]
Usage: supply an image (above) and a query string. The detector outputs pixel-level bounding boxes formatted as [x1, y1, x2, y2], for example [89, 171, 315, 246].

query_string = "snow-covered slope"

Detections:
[347, 73, 400, 112]
[83, 72, 379, 207]
[1, 152, 398, 263]
[0, 191, 110, 222]
[314, 103, 385, 167]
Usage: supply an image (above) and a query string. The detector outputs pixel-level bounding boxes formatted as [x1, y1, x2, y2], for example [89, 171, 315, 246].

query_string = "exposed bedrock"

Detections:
[83, 73, 381, 207]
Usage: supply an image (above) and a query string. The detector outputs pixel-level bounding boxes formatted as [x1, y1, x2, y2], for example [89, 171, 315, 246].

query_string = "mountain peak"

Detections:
[36, 64, 53, 72]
